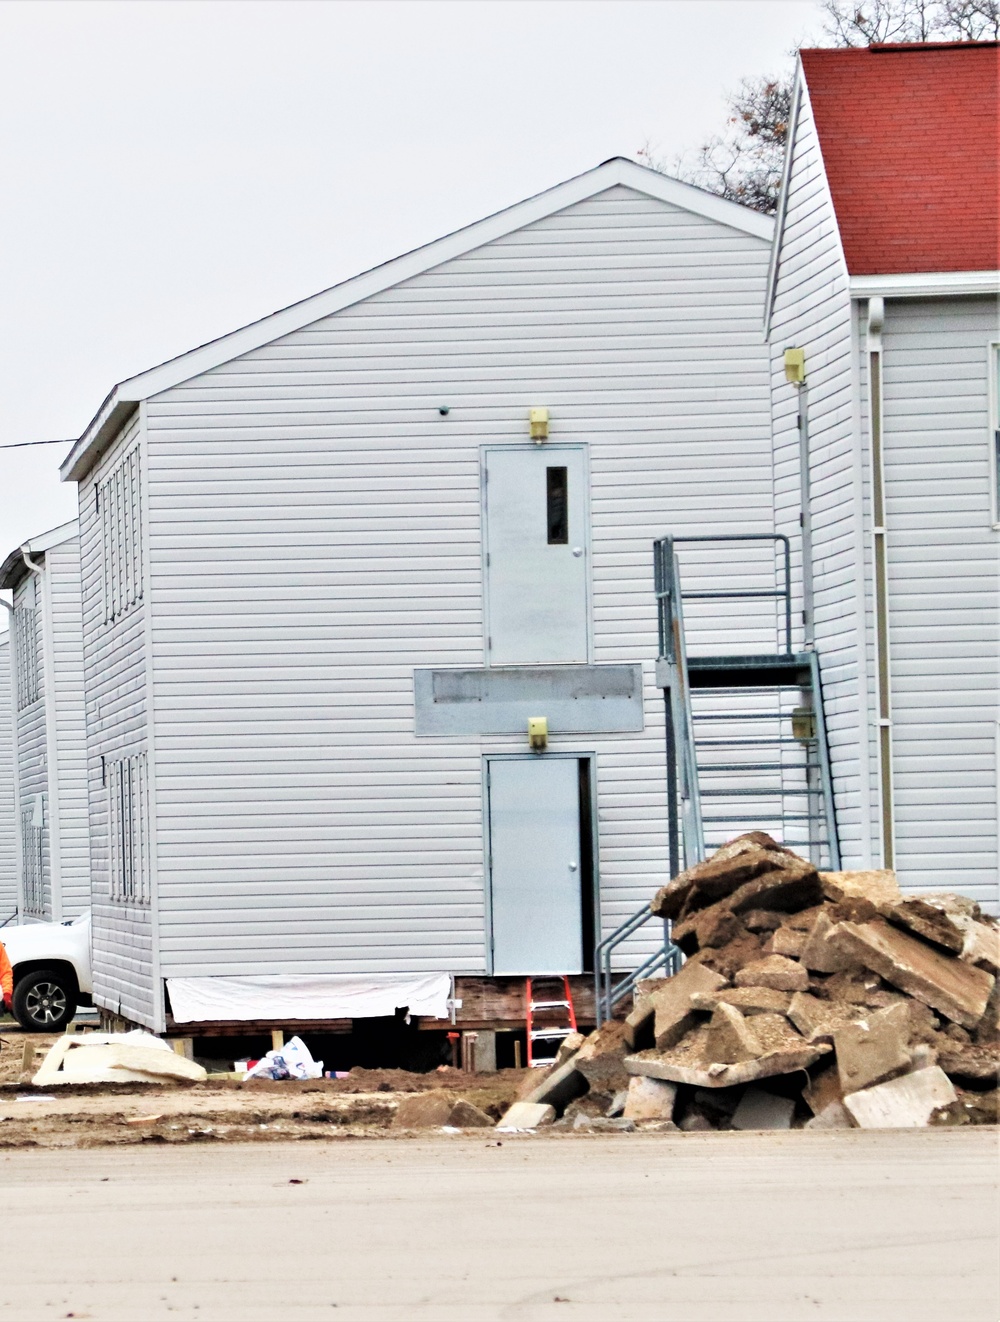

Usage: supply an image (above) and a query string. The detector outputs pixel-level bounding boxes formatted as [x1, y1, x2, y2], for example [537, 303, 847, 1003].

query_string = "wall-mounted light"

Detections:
[784, 347, 806, 385]
[529, 407, 549, 443]
[528, 716, 548, 752]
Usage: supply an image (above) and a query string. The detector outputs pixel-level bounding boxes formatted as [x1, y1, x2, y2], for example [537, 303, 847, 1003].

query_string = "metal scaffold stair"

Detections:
[595, 532, 840, 1026]
[654, 534, 840, 877]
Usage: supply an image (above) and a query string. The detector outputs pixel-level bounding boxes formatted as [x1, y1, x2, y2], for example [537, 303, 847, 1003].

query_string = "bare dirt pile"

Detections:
[505, 833, 999, 1132]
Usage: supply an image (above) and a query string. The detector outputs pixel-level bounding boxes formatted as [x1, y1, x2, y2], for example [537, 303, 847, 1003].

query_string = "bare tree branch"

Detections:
[644, 0, 997, 216]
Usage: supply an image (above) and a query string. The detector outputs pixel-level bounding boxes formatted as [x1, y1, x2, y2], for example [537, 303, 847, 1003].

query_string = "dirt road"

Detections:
[0, 1129, 994, 1322]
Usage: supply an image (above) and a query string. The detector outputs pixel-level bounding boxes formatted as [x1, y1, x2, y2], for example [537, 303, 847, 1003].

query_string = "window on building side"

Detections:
[108, 752, 150, 904]
[12, 605, 39, 709]
[20, 805, 43, 915]
[98, 446, 144, 624]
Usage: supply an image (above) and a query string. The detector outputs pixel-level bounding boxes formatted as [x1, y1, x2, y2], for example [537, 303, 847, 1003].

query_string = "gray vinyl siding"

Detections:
[768, 82, 872, 867]
[877, 295, 1000, 904]
[0, 636, 15, 917]
[12, 573, 49, 916]
[79, 413, 156, 1024]
[142, 185, 775, 977]
[44, 537, 90, 919]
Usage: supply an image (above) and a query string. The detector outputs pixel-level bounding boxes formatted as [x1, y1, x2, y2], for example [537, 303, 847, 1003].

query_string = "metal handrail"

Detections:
[654, 534, 793, 659]
[594, 903, 681, 1027]
[653, 541, 706, 873]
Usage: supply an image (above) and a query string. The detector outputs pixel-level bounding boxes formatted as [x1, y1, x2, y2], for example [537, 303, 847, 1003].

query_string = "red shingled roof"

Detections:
[799, 43, 999, 275]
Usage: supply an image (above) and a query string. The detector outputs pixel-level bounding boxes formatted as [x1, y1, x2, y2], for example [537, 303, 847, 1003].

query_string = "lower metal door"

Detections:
[487, 757, 583, 974]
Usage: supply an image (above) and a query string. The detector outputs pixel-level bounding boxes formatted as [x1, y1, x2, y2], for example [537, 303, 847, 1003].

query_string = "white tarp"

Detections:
[166, 972, 452, 1025]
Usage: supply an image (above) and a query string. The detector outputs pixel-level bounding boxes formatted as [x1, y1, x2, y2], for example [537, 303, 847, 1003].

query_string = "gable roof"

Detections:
[0, 519, 80, 592]
[799, 42, 999, 278]
[61, 157, 773, 483]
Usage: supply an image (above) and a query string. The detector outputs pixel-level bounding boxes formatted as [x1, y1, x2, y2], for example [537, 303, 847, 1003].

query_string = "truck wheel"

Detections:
[13, 969, 77, 1033]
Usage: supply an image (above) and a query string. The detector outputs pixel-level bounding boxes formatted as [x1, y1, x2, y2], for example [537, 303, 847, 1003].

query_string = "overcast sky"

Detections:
[0, 0, 820, 552]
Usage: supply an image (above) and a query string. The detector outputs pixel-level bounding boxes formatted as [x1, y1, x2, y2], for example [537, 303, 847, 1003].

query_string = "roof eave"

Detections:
[60, 394, 139, 484]
[849, 270, 1000, 297]
[0, 518, 81, 591]
[0, 548, 31, 592]
[764, 56, 805, 338]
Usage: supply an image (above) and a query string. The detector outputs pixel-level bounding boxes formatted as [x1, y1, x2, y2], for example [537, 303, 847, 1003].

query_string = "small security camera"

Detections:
[438, 405, 450, 416]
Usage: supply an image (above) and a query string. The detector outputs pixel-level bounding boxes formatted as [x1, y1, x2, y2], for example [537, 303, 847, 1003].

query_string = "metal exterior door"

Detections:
[487, 757, 583, 974]
[484, 447, 589, 665]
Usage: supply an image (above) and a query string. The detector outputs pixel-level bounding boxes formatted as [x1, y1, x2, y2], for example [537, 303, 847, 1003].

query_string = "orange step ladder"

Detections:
[525, 976, 577, 1068]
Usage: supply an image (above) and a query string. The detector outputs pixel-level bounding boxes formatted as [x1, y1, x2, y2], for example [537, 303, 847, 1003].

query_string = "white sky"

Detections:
[0, 0, 820, 552]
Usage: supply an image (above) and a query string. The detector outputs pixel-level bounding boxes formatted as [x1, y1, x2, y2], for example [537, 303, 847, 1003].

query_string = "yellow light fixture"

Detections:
[528, 716, 548, 752]
[784, 347, 806, 384]
[529, 407, 549, 443]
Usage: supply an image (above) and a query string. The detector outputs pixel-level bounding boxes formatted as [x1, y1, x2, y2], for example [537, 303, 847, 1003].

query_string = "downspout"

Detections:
[0, 596, 21, 922]
[798, 380, 815, 650]
[866, 296, 895, 870]
[21, 549, 63, 920]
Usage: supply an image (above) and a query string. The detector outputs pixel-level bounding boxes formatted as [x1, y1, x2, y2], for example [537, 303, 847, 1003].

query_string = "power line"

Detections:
[0, 438, 74, 450]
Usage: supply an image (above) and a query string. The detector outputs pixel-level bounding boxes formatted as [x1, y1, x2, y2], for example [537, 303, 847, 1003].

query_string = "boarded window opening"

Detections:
[12, 606, 39, 710]
[108, 752, 150, 905]
[99, 446, 144, 625]
[546, 466, 568, 544]
[20, 807, 43, 916]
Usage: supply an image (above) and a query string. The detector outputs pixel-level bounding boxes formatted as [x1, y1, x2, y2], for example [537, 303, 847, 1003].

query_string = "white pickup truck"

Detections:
[0, 913, 93, 1032]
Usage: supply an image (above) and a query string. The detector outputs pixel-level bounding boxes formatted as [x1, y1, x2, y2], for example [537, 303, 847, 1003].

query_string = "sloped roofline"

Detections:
[0, 518, 80, 591]
[61, 156, 773, 482]
[764, 57, 851, 337]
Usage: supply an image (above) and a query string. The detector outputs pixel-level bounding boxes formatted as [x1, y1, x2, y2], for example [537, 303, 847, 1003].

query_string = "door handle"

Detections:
[572, 547, 583, 558]
[568, 862, 578, 872]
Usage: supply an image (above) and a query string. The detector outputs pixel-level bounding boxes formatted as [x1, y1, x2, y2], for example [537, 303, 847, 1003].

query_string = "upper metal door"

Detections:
[484, 447, 589, 665]
[487, 757, 583, 975]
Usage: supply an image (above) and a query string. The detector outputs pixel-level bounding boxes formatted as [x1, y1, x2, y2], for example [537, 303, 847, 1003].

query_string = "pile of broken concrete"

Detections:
[501, 833, 999, 1132]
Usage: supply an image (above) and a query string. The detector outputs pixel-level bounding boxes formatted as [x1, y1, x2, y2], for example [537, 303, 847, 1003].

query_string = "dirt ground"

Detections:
[3, 1027, 996, 1147]
[0, 1027, 525, 1148]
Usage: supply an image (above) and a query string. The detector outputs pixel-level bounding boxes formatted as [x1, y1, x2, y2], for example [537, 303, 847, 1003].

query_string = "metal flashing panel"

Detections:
[413, 664, 644, 736]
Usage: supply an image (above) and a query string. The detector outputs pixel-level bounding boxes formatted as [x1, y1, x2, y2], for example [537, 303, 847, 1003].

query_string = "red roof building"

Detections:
[799, 42, 999, 275]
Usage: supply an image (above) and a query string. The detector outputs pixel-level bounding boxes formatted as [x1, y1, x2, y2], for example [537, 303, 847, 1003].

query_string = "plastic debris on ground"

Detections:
[243, 1036, 323, 1081]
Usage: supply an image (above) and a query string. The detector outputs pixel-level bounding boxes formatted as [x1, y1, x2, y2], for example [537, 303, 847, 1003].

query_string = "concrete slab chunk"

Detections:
[800, 910, 860, 974]
[496, 1101, 556, 1130]
[649, 833, 786, 919]
[844, 1066, 957, 1129]
[787, 991, 867, 1043]
[626, 1024, 830, 1089]
[689, 986, 792, 1016]
[650, 963, 728, 1051]
[519, 1057, 587, 1110]
[731, 1087, 795, 1131]
[705, 1003, 764, 1063]
[771, 927, 807, 959]
[830, 919, 995, 1029]
[621, 1075, 677, 1121]
[734, 954, 809, 993]
[959, 920, 1000, 975]
[819, 869, 900, 907]
[834, 1003, 912, 1094]
[884, 896, 970, 954]
[804, 1100, 854, 1129]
